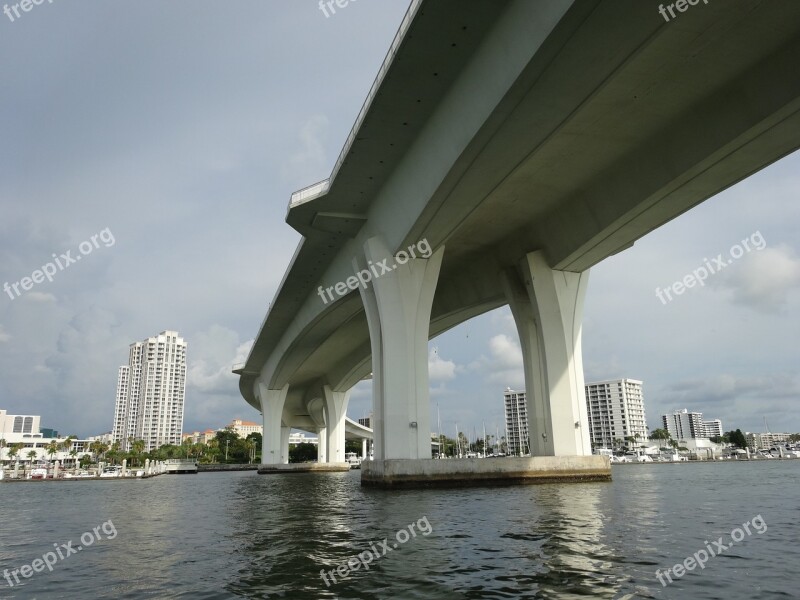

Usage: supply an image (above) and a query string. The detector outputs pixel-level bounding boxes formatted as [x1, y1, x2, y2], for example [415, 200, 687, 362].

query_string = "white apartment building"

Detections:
[585, 379, 648, 450]
[288, 432, 318, 445]
[703, 419, 723, 439]
[663, 409, 709, 440]
[746, 432, 791, 450]
[503, 389, 529, 456]
[0, 410, 41, 438]
[0, 409, 91, 464]
[111, 330, 187, 452]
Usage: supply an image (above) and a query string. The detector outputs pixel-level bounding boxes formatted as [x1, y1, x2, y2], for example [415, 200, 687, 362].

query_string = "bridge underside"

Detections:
[237, 0, 800, 485]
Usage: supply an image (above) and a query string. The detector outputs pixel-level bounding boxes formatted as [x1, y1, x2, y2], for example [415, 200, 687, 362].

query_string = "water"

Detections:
[0, 461, 797, 599]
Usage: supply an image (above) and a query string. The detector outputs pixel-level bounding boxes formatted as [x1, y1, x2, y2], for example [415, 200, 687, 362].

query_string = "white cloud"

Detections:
[468, 334, 524, 389]
[716, 244, 800, 313]
[25, 292, 57, 303]
[428, 347, 457, 382]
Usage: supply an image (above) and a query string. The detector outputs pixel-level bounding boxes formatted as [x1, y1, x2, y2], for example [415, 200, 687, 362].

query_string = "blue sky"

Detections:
[1, 1, 798, 439]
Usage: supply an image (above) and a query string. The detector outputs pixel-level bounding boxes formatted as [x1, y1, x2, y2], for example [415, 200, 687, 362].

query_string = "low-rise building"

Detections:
[227, 419, 262, 438]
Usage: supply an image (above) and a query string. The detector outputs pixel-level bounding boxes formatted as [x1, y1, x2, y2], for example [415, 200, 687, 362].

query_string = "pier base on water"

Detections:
[361, 456, 610, 488]
[256, 462, 350, 474]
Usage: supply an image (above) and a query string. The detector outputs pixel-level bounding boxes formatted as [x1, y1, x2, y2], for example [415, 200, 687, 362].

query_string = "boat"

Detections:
[345, 452, 362, 469]
[100, 466, 122, 478]
[64, 470, 95, 479]
[30, 467, 48, 479]
[164, 459, 198, 474]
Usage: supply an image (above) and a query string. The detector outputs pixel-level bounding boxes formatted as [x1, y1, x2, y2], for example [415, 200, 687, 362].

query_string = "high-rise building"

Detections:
[702, 419, 723, 439]
[111, 330, 187, 452]
[503, 388, 529, 456]
[662, 409, 705, 440]
[584, 379, 648, 450]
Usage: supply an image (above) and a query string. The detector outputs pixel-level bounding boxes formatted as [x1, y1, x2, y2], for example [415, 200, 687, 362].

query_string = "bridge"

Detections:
[235, 0, 800, 485]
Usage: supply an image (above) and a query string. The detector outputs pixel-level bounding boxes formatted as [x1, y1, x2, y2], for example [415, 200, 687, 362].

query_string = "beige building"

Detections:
[227, 419, 262, 438]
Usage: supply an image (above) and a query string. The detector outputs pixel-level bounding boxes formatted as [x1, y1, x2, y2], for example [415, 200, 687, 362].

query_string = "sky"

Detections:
[1, 1, 798, 440]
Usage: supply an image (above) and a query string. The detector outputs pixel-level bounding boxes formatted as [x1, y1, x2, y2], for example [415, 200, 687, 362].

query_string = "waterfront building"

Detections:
[111, 330, 188, 452]
[584, 379, 648, 450]
[663, 409, 705, 440]
[182, 429, 218, 445]
[746, 431, 791, 450]
[358, 416, 372, 429]
[703, 419, 723, 438]
[288, 432, 319, 445]
[227, 418, 262, 438]
[0, 409, 92, 464]
[503, 388, 529, 456]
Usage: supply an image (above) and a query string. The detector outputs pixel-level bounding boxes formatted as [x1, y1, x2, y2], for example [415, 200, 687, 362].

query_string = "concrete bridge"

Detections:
[235, 0, 800, 485]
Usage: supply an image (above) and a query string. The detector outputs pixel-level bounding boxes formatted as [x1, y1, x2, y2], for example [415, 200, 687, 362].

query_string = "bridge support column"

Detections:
[503, 251, 591, 456]
[323, 385, 350, 464]
[280, 426, 290, 465]
[258, 383, 289, 465]
[318, 428, 327, 463]
[356, 237, 444, 461]
[362, 439, 368, 459]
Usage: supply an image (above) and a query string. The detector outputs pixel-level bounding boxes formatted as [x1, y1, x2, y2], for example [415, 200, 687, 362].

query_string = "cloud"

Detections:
[468, 334, 524, 389]
[715, 244, 800, 313]
[187, 326, 252, 394]
[25, 292, 57, 303]
[428, 347, 457, 382]
[281, 114, 330, 184]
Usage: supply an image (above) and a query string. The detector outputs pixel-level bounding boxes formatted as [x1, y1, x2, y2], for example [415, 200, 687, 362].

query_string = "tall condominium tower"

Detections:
[584, 379, 648, 450]
[111, 330, 187, 451]
[662, 408, 706, 440]
[503, 388, 529, 456]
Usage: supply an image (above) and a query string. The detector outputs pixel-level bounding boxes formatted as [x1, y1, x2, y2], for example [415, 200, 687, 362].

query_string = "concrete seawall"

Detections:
[361, 456, 611, 488]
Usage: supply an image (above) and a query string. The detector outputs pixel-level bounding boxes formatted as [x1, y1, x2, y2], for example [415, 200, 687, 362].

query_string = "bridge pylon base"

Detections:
[360, 456, 610, 488]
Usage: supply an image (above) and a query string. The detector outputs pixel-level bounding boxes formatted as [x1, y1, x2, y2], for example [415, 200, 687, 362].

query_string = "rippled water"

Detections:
[0, 460, 797, 599]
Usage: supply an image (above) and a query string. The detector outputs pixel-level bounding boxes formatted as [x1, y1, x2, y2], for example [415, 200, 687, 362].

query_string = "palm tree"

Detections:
[27, 449, 38, 463]
[131, 439, 146, 466]
[8, 443, 22, 463]
[69, 449, 79, 468]
[46, 440, 59, 462]
[243, 439, 255, 464]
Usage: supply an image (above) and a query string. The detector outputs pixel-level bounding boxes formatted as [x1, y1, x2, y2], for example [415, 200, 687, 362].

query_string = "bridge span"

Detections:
[235, 0, 800, 485]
